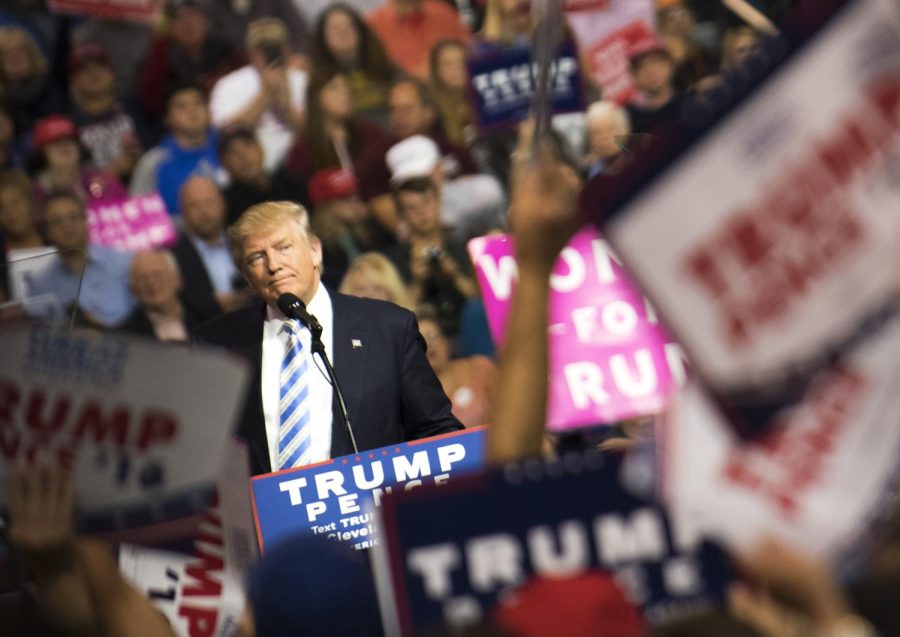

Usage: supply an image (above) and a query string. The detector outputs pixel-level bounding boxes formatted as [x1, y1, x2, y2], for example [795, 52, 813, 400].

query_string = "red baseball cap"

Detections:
[492, 572, 645, 637]
[69, 42, 111, 74]
[308, 168, 358, 206]
[32, 115, 79, 149]
[628, 35, 670, 61]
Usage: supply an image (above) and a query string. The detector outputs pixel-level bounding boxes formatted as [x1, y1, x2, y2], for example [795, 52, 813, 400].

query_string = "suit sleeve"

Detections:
[398, 311, 464, 440]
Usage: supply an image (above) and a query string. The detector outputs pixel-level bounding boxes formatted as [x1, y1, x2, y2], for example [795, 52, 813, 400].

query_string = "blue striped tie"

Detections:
[278, 320, 312, 469]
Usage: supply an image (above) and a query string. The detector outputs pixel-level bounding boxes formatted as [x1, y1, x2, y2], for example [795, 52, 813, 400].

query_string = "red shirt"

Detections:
[367, 0, 471, 79]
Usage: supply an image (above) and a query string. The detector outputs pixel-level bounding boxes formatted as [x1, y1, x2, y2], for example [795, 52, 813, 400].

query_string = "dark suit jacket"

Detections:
[193, 289, 462, 475]
[172, 232, 226, 324]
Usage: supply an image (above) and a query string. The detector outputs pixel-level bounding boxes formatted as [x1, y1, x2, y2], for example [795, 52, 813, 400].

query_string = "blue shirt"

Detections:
[25, 245, 136, 327]
[189, 232, 237, 294]
[156, 131, 222, 216]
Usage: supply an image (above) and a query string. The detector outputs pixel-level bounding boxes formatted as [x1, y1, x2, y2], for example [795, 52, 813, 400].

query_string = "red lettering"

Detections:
[0, 380, 19, 428]
[177, 605, 218, 637]
[70, 402, 130, 447]
[26, 390, 70, 437]
[137, 411, 177, 451]
[182, 554, 223, 598]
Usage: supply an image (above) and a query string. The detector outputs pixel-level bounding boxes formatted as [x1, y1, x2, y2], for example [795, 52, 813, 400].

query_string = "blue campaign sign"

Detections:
[467, 41, 585, 131]
[250, 428, 485, 552]
[374, 452, 733, 636]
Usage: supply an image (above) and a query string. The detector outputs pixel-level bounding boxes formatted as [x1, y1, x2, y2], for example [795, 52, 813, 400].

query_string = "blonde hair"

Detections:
[228, 200, 316, 267]
[720, 27, 761, 71]
[0, 26, 47, 78]
[339, 252, 414, 311]
[246, 17, 288, 50]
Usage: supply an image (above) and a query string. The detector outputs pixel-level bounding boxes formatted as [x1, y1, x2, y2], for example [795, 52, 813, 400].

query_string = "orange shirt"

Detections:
[367, 0, 471, 79]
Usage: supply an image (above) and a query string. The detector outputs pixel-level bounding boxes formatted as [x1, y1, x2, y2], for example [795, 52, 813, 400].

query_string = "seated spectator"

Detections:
[31, 115, 128, 206]
[357, 77, 504, 236]
[429, 38, 476, 148]
[0, 25, 66, 137]
[67, 43, 147, 181]
[218, 125, 308, 224]
[338, 251, 414, 310]
[384, 176, 477, 335]
[417, 303, 494, 427]
[24, 190, 135, 327]
[0, 168, 42, 252]
[367, 0, 470, 80]
[284, 67, 387, 182]
[308, 167, 394, 288]
[174, 175, 250, 321]
[386, 135, 505, 240]
[625, 37, 683, 135]
[312, 3, 396, 127]
[209, 18, 308, 172]
[138, 0, 242, 126]
[583, 100, 631, 179]
[121, 249, 202, 342]
[209, 0, 312, 62]
[130, 83, 224, 216]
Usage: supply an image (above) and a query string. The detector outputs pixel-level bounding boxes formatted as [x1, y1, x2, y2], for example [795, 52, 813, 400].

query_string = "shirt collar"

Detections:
[265, 282, 331, 325]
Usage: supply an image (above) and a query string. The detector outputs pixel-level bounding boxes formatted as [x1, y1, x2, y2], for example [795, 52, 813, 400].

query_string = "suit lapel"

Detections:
[329, 291, 370, 457]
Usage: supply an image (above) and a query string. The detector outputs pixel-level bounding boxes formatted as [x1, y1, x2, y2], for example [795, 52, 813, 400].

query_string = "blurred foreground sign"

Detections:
[601, 0, 900, 416]
[0, 325, 248, 534]
[48, 0, 158, 22]
[662, 317, 900, 565]
[373, 453, 732, 636]
[470, 227, 684, 431]
[251, 428, 484, 553]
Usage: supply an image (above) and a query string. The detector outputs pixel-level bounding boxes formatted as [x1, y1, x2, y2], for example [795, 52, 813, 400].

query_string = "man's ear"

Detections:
[310, 236, 323, 271]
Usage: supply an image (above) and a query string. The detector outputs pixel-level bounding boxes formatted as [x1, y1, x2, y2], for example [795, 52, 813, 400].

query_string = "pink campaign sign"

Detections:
[88, 194, 177, 252]
[469, 226, 685, 431]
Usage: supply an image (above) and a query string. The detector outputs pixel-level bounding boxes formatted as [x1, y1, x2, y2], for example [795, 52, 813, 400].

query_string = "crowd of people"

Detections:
[4, 0, 896, 636]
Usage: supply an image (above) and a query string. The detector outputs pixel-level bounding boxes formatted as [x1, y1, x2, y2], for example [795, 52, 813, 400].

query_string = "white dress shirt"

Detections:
[261, 284, 334, 469]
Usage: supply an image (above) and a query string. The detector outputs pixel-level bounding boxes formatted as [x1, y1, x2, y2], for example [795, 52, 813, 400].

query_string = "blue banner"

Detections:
[467, 41, 585, 131]
[250, 428, 485, 552]
[375, 452, 733, 635]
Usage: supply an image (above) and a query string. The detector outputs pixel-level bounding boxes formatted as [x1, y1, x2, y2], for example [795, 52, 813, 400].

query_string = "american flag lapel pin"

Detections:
[351, 339, 363, 349]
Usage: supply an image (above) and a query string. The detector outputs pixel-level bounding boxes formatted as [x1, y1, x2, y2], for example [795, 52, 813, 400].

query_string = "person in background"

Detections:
[174, 175, 251, 321]
[283, 67, 387, 183]
[356, 77, 501, 237]
[30, 115, 128, 206]
[209, 0, 313, 63]
[218, 125, 309, 225]
[311, 3, 396, 127]
[0, 102, 24, 170]
[478, 0, 531, 44]
[0, 25, 66, 136]
[720, 26, 763, 72]
[625, 36, 683, 135]
[657, 1, 714, 90]
[209, 18, 308, 172]
[367, 0, 471, 80]
[0, 168, 42, 253]
[130, 83, 224, 216]
[386, 134, 505, 241]
[25, 190, 135, 328]
[138, 0, 242, 127]
[67, 43, 147, 182]
[429, 38, 476, 148]
[385, 175, 477, 335]
[338, 251, 415, 310]
[121, 249, 202, 342]
[417, 303, 494, 427]
[308, 167, 394, 288]
[583, 100, 631, 179]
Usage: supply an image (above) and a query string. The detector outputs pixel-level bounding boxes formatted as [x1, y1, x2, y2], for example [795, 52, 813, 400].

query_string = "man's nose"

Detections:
[266, 248, 282, 273]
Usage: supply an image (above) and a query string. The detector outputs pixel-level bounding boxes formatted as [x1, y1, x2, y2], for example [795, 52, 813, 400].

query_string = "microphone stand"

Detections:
[301, 313, 359, 455]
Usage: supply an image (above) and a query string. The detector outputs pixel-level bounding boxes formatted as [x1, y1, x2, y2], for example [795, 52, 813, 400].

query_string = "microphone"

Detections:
[277, 293, 323, 351]
[275, 292, 358, 454]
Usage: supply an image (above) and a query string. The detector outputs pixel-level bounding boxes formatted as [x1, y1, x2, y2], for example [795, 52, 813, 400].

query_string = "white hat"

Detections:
[386, 135, 440, 185]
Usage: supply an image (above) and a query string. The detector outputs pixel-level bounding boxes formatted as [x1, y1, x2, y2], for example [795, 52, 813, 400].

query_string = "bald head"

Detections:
[130, 250, 182, 312]
[180, 175, 225, 241]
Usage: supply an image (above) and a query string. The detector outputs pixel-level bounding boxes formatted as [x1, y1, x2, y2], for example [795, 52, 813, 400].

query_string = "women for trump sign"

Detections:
[469, 227, 685, 432]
